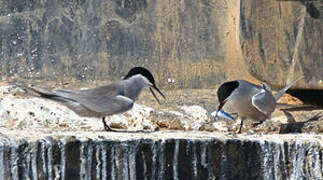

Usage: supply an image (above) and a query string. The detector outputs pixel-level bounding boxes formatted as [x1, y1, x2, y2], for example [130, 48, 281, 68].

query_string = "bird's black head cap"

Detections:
[123, 67, 166, 103]
[217, 81, 239, 102]
[123, 67, 156, 85]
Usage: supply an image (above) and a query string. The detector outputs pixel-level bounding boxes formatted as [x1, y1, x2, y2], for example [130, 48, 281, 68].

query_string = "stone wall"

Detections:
[0, 0, 233, 88]
[240, 0, 323, 89]
[1, 0, 321, 89]
[0, 132, 322, 179]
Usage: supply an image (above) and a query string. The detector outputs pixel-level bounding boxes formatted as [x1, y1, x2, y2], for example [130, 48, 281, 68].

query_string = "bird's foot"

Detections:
[102, 118, 117, 132]
[103, 125, 117, 132]
[235, 118, 243, 134]
[101, 117, 159, 133]
[236, 126, 242, 134]
[252, 122, 263, 128]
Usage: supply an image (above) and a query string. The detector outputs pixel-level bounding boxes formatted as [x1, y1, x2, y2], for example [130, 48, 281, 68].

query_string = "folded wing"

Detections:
[25, 83, 134, 115]
[252, 90, 276, 116]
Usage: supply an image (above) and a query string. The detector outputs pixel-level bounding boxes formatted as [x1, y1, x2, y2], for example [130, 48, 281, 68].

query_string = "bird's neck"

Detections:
[123, 75, 149, 100]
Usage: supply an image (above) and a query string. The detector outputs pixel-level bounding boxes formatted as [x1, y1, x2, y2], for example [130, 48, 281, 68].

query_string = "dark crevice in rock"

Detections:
[287, 89, 323, 106]
[177, 139, 194, 180]
[164, 139, 175, 180]
[90, 141, 98, 179]
[17, 140, 28, 179]
[243, 140, 263, 180]
[135, 139, 154, 180]
[210, 140, 225, 179]
[104, 141, 114, 180]
[64, 138, 81, 179]
[195, 141, 209, 179]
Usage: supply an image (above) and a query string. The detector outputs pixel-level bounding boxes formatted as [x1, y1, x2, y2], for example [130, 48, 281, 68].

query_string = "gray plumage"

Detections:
[216, 76, 303, 133]
[20, 67, 165, 131]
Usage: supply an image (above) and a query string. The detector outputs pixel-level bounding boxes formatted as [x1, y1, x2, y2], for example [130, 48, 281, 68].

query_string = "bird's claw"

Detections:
[252, 122, 263, 128]
[102, 118, 117, 132]
[103, 125, 114, 131]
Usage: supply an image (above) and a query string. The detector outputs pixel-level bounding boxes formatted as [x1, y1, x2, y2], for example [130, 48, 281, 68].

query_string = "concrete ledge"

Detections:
[0, 131, 322, 179]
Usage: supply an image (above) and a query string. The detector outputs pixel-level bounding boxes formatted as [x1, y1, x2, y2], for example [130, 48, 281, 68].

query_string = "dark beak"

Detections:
[149, 85, 166, 104]
[215, 99, 227, 118]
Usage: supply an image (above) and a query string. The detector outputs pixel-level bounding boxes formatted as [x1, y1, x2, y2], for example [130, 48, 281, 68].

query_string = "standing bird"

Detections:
[215, 76, 303, 133]
[20, 67, 166, 131]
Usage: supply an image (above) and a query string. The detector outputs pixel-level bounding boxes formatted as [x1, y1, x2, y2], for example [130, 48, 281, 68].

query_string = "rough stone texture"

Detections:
[0, 0, 322, 89]
[0, 131, 322, 180]
[0, 84, 322, 179]
[1, 82, 323, 130]
[0, 85, 225, 132]
[3, 84, 321, 134]
[0, 0, 234, 88]
[240, 0, 323, 89]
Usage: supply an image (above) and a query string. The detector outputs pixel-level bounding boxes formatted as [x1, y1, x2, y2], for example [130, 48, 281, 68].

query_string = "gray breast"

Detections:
[225, 80, 268, 121]
[122, 76, 148, 100]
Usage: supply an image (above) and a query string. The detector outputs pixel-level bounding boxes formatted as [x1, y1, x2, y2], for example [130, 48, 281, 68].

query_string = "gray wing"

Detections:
[53, 83, 122, 99]
[21, 82, 134, 114]
[22, 86, 76, 102]
[52, 83, 134, 114]
[76, 94, 134, 115]
[251, 90, 276, 116]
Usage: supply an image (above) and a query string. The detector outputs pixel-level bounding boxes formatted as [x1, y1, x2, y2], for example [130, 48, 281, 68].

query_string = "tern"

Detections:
[215, 76, 303, 133]
[21, 67, 166, 131]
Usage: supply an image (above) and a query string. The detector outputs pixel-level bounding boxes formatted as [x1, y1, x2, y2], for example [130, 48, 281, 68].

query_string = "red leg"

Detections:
[237, 118, 243, 134]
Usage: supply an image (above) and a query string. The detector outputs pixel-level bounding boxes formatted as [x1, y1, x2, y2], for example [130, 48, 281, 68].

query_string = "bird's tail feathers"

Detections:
[13, 81, 59, 99]
[27, 87, 60, 99]
[273, 76, 303, 101]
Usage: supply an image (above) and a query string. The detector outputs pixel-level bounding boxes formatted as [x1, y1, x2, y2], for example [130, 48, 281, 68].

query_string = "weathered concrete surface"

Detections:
[0, 85, 322, 179]
[0, 0, 322, 89]
[0, 131, 322, 180]
[0, 0, 236, 88]
[0, 80, 322, 179]
[240, 0, 323, 89]
[0, 84, 229, 132]
[2, 84, 322, 134]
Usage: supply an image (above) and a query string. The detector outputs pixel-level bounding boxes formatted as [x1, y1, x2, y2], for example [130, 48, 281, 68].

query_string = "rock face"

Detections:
[0, 0, 232, 88]
[1, 85, 322, 179]
[0, 132, 322, 180]
[240, 0, 323, 89]
[0, 85, 224, 132]
[1, 0, 322, 89]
